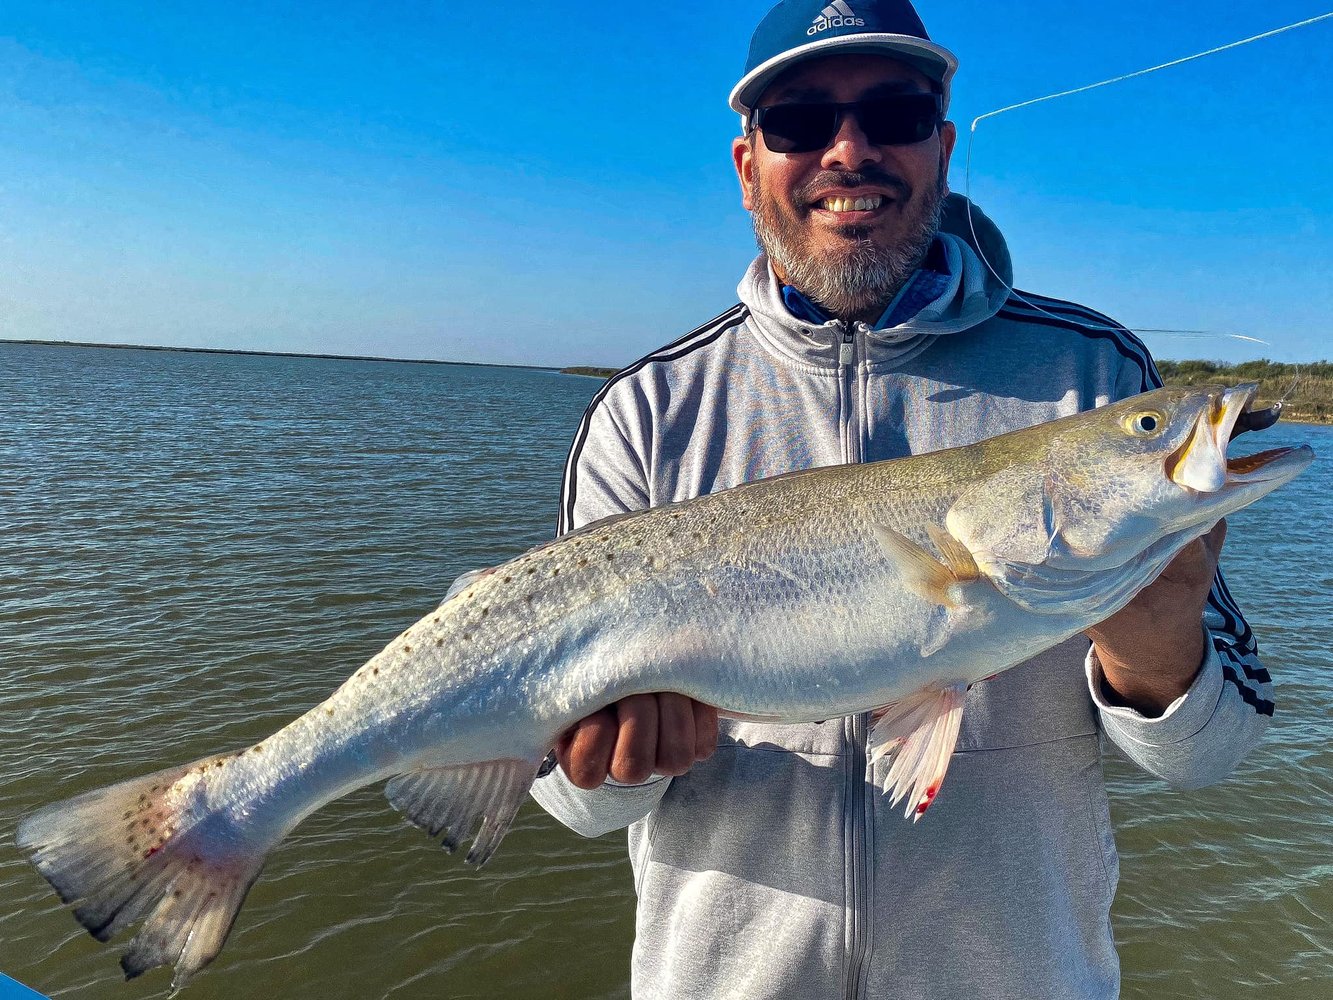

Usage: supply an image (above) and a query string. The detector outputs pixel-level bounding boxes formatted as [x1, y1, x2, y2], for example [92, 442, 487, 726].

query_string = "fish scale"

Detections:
[15, 383, 1311, 991]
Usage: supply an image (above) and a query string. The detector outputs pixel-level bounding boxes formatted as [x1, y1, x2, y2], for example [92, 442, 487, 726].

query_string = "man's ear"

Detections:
[732, 135, 756, 211]
[938, 119, 957, 195]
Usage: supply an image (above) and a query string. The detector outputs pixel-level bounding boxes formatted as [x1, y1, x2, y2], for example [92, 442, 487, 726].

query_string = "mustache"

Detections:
[797, 170, 910, 204]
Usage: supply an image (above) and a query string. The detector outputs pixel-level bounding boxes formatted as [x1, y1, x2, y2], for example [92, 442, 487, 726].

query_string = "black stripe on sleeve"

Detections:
[1003, 290, 1145, 344]
[556, 304, 748, 535]
[1206, 582, 1257, 657]
[1209, 570, 1256, 647]
[999, 292, 1162, 393]
[1221, 660, 1275, 716]
[1214, 636, 1272, 685]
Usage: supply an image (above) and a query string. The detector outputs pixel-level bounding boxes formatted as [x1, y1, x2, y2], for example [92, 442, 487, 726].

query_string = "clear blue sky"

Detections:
[2, 1, 1330, 366]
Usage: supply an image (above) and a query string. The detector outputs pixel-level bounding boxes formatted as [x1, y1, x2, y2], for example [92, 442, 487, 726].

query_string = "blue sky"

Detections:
[1, 1, 1330, 367]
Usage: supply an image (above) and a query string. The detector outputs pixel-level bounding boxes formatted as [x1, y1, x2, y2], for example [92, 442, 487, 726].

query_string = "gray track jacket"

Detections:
[531, 200, 1273, 999]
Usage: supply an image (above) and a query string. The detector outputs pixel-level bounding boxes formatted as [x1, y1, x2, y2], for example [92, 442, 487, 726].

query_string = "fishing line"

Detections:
[962, 11, 1333, 349]
[1277, 370, 1304, 406]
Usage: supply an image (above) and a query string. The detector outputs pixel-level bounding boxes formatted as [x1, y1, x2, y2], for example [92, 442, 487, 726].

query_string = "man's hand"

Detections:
[1085, 519, 1226, 717]
[555, 694, 719, 790]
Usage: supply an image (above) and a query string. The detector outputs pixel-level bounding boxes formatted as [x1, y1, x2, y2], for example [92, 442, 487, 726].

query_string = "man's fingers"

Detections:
[557, 708, 617, 790]
[1156, 518, 1226, 590]
[611, 694, 660, 784]
[692, 701, 719, 761]
[558, 695, 721, 788]
[654, 694, 697, 776]
[1186, 519, 1226, 583]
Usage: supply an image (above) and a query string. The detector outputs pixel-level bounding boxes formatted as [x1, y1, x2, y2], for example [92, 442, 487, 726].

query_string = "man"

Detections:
[531, 1, 1273, 996]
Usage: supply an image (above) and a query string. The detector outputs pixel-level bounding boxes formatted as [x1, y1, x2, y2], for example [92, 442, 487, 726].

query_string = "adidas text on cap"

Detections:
[731, 0, 958, 119]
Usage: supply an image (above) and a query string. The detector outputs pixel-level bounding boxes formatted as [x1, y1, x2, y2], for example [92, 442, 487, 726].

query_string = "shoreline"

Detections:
[0, 338, 558, 373]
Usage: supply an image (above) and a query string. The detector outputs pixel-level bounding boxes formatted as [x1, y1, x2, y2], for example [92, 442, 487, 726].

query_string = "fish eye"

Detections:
[1123, 410, 1165, 437]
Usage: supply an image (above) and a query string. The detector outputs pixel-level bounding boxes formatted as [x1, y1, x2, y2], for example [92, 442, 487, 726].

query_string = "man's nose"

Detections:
[821, 110, 884, 170]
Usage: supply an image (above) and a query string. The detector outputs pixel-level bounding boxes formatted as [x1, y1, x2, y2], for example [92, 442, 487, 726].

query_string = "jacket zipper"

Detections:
[837, 324, 873, 1000]
[846, 715, 872, 1000]
[838, 325, 856, 464]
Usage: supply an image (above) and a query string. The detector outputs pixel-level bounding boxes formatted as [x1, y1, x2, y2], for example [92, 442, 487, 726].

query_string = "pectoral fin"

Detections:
[872, 525, 980, 609]
[874, 525, 985, 656]
[867, 683, 968, 821]
[925, 524, 982, 581]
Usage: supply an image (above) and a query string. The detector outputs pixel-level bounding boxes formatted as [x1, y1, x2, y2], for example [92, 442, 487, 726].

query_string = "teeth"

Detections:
[820, 195, 883, 213]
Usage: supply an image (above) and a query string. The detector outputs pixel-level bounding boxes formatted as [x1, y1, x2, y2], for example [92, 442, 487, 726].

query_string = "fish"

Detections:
[16, 382, 1311, 990]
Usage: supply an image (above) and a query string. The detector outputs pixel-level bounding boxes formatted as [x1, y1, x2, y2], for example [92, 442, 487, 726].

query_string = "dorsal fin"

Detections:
[440, 567, 494, 605]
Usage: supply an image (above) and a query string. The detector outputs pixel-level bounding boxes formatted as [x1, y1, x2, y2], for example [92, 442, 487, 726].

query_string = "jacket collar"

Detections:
[737, 196, 1012, 371]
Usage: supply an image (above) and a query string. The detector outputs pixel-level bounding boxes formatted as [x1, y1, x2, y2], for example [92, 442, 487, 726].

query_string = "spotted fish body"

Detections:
[16, 384, 1311, 989]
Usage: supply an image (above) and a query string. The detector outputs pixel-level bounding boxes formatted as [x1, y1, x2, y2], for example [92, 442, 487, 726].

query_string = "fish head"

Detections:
[945, 383, 1313, 612]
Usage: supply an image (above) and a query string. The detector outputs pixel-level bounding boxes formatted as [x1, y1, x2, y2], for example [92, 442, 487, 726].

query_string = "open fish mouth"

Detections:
[1167, 382, 1305, 491]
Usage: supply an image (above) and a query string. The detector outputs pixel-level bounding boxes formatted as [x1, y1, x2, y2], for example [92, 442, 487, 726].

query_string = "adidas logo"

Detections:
[807, 0, 866, 35]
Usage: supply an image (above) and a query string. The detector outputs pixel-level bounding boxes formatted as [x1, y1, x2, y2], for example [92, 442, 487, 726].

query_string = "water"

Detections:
[1, 342, 1328, 998]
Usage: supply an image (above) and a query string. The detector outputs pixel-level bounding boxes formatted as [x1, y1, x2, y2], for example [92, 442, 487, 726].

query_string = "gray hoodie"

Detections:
[532, 199, 1272, 999]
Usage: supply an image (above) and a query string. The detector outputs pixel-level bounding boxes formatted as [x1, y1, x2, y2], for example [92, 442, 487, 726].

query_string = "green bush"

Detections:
[1155, 358, 1332, 423]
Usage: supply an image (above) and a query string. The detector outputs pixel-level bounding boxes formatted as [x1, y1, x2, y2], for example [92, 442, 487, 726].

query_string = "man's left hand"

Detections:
[1085, 519, 1226, 717]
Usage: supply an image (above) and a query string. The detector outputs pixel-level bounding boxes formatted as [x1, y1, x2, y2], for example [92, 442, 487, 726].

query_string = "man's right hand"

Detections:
[555, 694, 719, 789]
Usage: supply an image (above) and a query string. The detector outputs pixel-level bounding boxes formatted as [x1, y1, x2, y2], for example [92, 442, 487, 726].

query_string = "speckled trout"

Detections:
[17, 383, 1310, 989]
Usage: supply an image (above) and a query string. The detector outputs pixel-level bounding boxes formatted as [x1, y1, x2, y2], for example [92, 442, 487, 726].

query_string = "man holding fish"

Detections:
[20, 0, 1307, 993]
[533, 1, 1275, 995]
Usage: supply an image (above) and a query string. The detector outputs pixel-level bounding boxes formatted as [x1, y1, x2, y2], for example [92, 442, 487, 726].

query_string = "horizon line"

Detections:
[0, 337, 569, 372]
[3, 337, 1326, 373]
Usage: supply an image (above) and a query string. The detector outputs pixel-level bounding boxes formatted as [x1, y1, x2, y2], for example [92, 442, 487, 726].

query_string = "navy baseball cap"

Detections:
[730, 0, 958, 118]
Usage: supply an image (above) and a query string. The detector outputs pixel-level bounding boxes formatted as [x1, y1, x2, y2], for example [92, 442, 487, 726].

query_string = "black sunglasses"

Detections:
[749, 93, 943, 154]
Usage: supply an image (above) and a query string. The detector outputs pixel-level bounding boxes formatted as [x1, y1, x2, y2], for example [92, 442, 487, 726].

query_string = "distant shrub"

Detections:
[1154, 357, 1332, 423]
[1232, 359, 1284, 380]
[1160, 359, 1222, 379]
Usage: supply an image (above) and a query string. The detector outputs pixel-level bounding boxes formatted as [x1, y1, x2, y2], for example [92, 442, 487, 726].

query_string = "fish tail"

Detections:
[16, 755, 274, 991]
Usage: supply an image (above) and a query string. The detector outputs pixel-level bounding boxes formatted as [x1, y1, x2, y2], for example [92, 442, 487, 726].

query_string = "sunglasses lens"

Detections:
[757, 104, 839, 154]
[755, 95, 941, 153]
[858, 95, 940, 145]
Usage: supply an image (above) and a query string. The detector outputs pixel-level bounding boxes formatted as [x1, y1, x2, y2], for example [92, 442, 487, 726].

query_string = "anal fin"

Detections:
[867, 683, 968, 821]
[385, 758, 540, 865]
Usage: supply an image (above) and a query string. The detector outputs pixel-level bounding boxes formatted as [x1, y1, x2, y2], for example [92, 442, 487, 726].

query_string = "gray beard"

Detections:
[751, 167, 945, 324]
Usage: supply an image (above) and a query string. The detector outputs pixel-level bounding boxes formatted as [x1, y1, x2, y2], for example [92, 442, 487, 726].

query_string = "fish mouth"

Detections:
[1166, 382, 1309, 491]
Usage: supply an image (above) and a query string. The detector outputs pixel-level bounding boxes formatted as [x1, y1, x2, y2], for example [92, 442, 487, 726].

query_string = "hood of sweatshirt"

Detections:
[737, 194, 1012, 370]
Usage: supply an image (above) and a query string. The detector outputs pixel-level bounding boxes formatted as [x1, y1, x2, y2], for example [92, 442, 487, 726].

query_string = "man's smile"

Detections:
[802, 181, 909, 226]
[817, 192, 883, 214]
[818, 193, 883, 211]
[810, 193, 888, 224]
